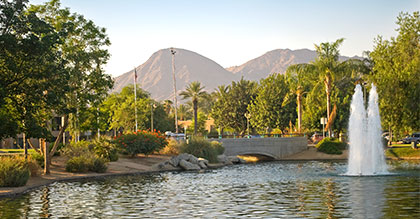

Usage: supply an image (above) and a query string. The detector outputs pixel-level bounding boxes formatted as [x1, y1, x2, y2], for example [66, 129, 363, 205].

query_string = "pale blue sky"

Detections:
[30, 0, 419, 77]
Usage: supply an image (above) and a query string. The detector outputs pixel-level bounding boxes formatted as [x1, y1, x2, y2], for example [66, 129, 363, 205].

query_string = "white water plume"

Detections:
[346, 84, 388, 176]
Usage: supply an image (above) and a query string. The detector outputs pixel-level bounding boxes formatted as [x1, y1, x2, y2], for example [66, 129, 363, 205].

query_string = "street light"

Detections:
[170, 48, 178, 134]
[244, 112, 251, 138]
[151, 103, 156, 131]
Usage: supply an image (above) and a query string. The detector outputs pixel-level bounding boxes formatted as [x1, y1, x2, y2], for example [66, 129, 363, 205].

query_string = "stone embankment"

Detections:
[158, 153, 246, 171]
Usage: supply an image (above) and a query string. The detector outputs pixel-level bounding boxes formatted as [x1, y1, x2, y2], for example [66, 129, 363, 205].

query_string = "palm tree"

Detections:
[177, 104, 188, 121]
[286, 38, 368, 136]
[162, 99, 173, 115]
[180, 81, 207, 134]
[285, 64, 317, 132]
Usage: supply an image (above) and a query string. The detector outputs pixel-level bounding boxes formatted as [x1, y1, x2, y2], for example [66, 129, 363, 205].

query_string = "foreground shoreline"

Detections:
[1, 147, 418, 198]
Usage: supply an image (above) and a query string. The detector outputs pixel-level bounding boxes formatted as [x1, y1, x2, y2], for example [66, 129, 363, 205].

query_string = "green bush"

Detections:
[316, 137, 347, 155]
[210, 141, 225, 155]
[115, 130, 168, 157]
[65, 154, 109, 173]
[29, 151, 44, 168]
[180, 138, 224, 163]
[66, 156, 91, 173]
[92, 136, 119, 162]
[90, 156, 108, 173]
[0, 157, 30, 187]
[159, 139, 181, 155]
[62, 140, 110, 173]
[60, 141, 91, 158]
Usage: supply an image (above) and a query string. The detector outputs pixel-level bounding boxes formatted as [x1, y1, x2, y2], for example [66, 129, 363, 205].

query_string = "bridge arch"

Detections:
[211, 137, 307, 160]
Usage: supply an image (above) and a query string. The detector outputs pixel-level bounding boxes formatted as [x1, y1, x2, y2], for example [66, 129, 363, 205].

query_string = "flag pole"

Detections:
[134, 67, 138, 131]
[170, 48, 178, 134]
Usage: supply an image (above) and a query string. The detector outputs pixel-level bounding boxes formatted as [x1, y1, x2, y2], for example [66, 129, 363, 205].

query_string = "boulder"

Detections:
[227, 156, 240, 163]
[217, 155, 233, 165]
[187, 155, 199, 165]
[198, 157, 209, 166]
[179, 159, 201, 170]
[198, 160, 208, 169]
[169, 153, 192, 167]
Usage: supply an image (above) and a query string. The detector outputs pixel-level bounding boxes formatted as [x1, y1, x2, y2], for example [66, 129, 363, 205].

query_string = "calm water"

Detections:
[1, 161, 419, 218]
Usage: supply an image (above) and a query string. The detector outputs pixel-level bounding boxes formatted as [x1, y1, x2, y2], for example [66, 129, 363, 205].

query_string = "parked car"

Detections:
[402, 133, 420, 144]
[311, 132, 324, 143]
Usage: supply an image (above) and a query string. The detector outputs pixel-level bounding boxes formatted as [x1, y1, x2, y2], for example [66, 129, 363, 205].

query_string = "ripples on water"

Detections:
[0, 161, 419, 218]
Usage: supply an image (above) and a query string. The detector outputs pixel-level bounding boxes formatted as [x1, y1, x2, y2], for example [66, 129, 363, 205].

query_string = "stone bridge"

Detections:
[212, 137, 307, 159]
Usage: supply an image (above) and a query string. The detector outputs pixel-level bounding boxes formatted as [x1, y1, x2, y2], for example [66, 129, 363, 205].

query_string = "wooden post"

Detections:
[43, 139, 50, 174]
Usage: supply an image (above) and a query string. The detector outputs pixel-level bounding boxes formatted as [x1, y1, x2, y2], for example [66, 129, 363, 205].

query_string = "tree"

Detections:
[211, 78, 257, 135]
[177, 104, 189, 121]
[0, 0, 68, 140]
[162, 100, 173, 115]
[248, 74, 297, 132]
[286, 39, 369, 136]
[180, 81, 207, 135]
[28, 0, 113, 173]
[103, 85, 173, 133]
[369, 11, 420, 138]
[285, 64, 318, 132]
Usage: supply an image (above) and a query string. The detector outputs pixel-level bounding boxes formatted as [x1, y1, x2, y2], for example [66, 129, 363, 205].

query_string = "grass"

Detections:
[386, 148, 420, 159]
[389, 143, 412, 147]
[0, 149, 36, 154]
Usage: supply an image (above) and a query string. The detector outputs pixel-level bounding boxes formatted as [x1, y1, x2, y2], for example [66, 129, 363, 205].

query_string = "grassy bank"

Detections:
[386, 148, 420, 159]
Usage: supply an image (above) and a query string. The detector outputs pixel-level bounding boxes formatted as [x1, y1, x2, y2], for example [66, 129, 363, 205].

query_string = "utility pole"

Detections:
[134, 67, 138, 131]
[171, 48, 179, 133]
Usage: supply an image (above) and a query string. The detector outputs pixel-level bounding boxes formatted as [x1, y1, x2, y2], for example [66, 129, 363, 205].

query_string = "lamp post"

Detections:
[170, 48, 178, 134]
[151, 103, 156, 131]
[244, 112, 251, 138]
[362, 82, 368, 106]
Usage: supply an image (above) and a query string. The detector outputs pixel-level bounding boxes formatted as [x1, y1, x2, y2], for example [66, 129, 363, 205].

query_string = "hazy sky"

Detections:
[30, 0, 419, 77]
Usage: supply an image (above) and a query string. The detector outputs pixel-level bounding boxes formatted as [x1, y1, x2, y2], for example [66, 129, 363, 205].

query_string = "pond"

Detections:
[1, 160, 419, 218]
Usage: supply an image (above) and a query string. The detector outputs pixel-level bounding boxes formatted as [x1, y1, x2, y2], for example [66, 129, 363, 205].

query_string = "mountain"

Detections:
[112, 48, 361, 100]
[226, 48, 361, 81]
[112, 48, 239, 101]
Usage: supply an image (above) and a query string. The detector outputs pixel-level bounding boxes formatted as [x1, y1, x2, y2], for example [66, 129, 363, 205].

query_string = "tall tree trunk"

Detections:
[48, 114, 69, 166]
[325, 76, 332, 137]
[27, 138, 41, 154]
[43, 139, 50, 175]
[297, 92, 302, 133]
[193, 100, 198, 135]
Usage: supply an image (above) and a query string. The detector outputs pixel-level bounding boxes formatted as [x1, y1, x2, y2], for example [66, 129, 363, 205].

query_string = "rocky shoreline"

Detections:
[158, 153, 246, 171]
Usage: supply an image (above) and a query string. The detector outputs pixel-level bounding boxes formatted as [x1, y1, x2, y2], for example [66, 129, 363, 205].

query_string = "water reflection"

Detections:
[348, 177, 385, 218]
[0, 161, 419, 218]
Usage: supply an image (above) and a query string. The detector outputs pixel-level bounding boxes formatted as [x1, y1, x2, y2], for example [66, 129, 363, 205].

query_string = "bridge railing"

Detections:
[205, 133, 305, 139]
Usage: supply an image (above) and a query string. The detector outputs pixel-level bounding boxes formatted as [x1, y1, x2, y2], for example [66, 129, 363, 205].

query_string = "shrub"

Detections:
[315, 137, 347, 154]
[27, 158, 40, 177]
[92, 136, 119, 162]
[159, 139, 181, 155]
[66, 156, 91, 173]
[210, 141, 225, 155]
[29, 151, 45, 168]
[60, 141, 91, 158]
[65, 154, 109, 173]
[90, 156, 108, 173]
[0, 156, 30, 187]
[115, 130, 168, 157]
[179, 138, 223, 163]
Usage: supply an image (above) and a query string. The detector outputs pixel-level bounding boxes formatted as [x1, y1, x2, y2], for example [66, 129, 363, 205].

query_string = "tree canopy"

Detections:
[369, 11, 420, 138]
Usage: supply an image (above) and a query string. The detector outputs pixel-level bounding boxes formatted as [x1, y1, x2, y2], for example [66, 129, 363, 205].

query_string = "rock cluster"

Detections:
[158, 153, 246, 171]
[217, 154, 247, 165]
[158, 153, 209, 171]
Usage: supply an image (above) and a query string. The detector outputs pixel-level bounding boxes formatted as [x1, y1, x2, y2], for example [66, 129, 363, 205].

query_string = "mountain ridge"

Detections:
[112, 48, 361, 101]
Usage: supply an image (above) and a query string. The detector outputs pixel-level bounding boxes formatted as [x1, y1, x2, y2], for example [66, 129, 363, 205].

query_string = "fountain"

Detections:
[346, 84, 388, 176]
